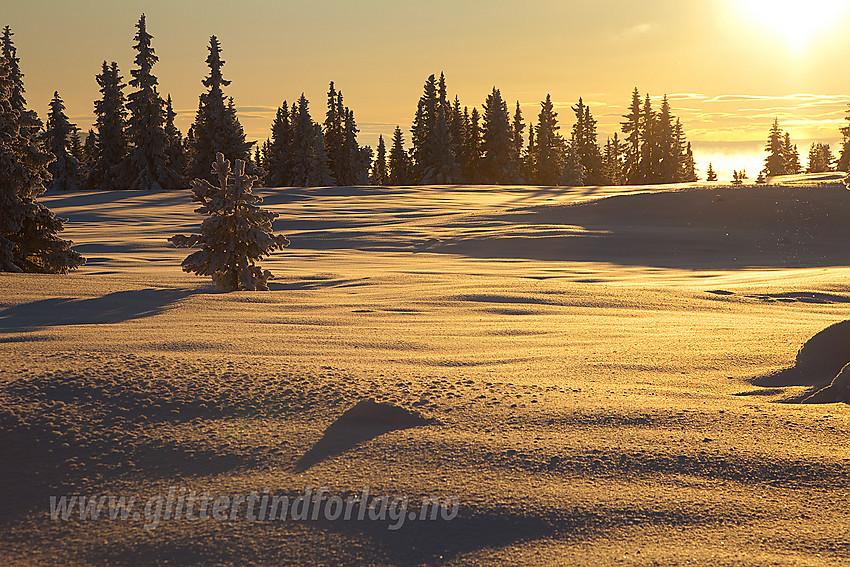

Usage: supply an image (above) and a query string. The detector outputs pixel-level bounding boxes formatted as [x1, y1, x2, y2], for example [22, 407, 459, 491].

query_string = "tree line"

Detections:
[259, 76, 701, 188]
[4, 15, 704, 191]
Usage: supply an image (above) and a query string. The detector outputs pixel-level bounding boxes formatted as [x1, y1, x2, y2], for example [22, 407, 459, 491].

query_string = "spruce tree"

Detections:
[324, 81, 344, 182]
[511, 101, 525, 182]
[188, 35, 252, 181]
[524, 123, 535, 183]
[341, 105, 369, 185]
[44, 91, 82, 191]
[656, 95, 677, 183]
[308, 122, 335, 186]
[371, 134, 388, 185]
[682, 142, 698, 182]
[807, 142, 835, 173]
[437, 72, 449, 115]
[706, 162, 718, 182]
[639, 94, 659, 183]
[763, 118, 786, 176]
[410, 74, 438, 184]
[782, 132, 801, 174]
[266, 102, 294, 187]
[290, 94, 333, 186]
[839, 99, 850, 171]
[448, 96, 464, 179]
[672, 118, 688, 182]
[1, 26, 26, 114]
[388, 126, 410, 185]
[533, 94, 563, 185]
[621, 87, 642, 184]
[82, 128, 97, 167]
[571, 98, 603, 185]
[464, 107, 482, 183]
[89, 61, 129, 189]
[602, 133, 624, 186]
[429, 105, 455, 183]
[0, 49, 84, 272]
[123, 14, 181, 190]
[69, 125, 84, 163]
[164, 94, 186, 183]
[559, 140, 585, 186]
[480, 87, 513, 184]
[169, 153, 289, 291]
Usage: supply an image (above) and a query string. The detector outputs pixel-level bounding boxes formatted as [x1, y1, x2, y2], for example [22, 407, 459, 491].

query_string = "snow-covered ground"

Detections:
[2, 178, 850, 565]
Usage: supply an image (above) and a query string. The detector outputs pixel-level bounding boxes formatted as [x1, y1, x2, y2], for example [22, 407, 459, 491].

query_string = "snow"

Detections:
[3, 179, 850, 563]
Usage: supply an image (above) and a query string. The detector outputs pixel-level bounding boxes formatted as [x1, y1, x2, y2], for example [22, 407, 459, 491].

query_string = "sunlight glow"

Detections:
[736, 0, 849, 53]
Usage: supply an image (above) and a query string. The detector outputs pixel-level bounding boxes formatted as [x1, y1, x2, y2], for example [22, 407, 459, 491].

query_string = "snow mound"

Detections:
[802, 363, 850, 404]
[337, 398, 438, 426]
[751, 320, 850, 388]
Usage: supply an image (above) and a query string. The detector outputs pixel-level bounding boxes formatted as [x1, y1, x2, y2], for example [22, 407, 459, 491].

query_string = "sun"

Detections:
[736, 0, 849, 53]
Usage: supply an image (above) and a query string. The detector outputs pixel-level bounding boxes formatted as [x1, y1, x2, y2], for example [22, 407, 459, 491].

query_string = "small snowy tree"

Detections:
[705, 162, 718, 182]
[169, 153, 289, 291]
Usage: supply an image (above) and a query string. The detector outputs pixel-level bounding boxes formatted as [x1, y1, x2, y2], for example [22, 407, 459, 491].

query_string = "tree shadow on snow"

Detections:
[0, 288, 196, 330]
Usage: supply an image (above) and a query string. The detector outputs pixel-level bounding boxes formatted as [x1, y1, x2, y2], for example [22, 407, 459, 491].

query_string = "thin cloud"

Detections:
[703, 93, 848, 104]
[612, 23, 652, 42]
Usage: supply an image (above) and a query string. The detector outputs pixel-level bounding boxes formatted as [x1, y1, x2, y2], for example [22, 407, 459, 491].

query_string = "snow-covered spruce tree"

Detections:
[706, 162, 717, 182]
[0, 54, 84, 272]
[188, 36, 252, 181]
[169, 153, 288, 291]
[44, 91, 82, 191]
[122, 14, 182, 190]
[88, 61, 128, 190]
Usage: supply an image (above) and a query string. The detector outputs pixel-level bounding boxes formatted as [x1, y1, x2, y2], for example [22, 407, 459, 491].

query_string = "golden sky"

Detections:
[5, 0, 850, 180]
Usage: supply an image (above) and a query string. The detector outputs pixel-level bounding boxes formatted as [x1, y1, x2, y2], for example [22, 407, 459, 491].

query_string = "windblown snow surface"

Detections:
[2, 174, 850, 566]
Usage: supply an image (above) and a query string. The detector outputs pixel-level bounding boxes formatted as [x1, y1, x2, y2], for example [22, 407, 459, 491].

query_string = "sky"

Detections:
[4, 0, 850, 181]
